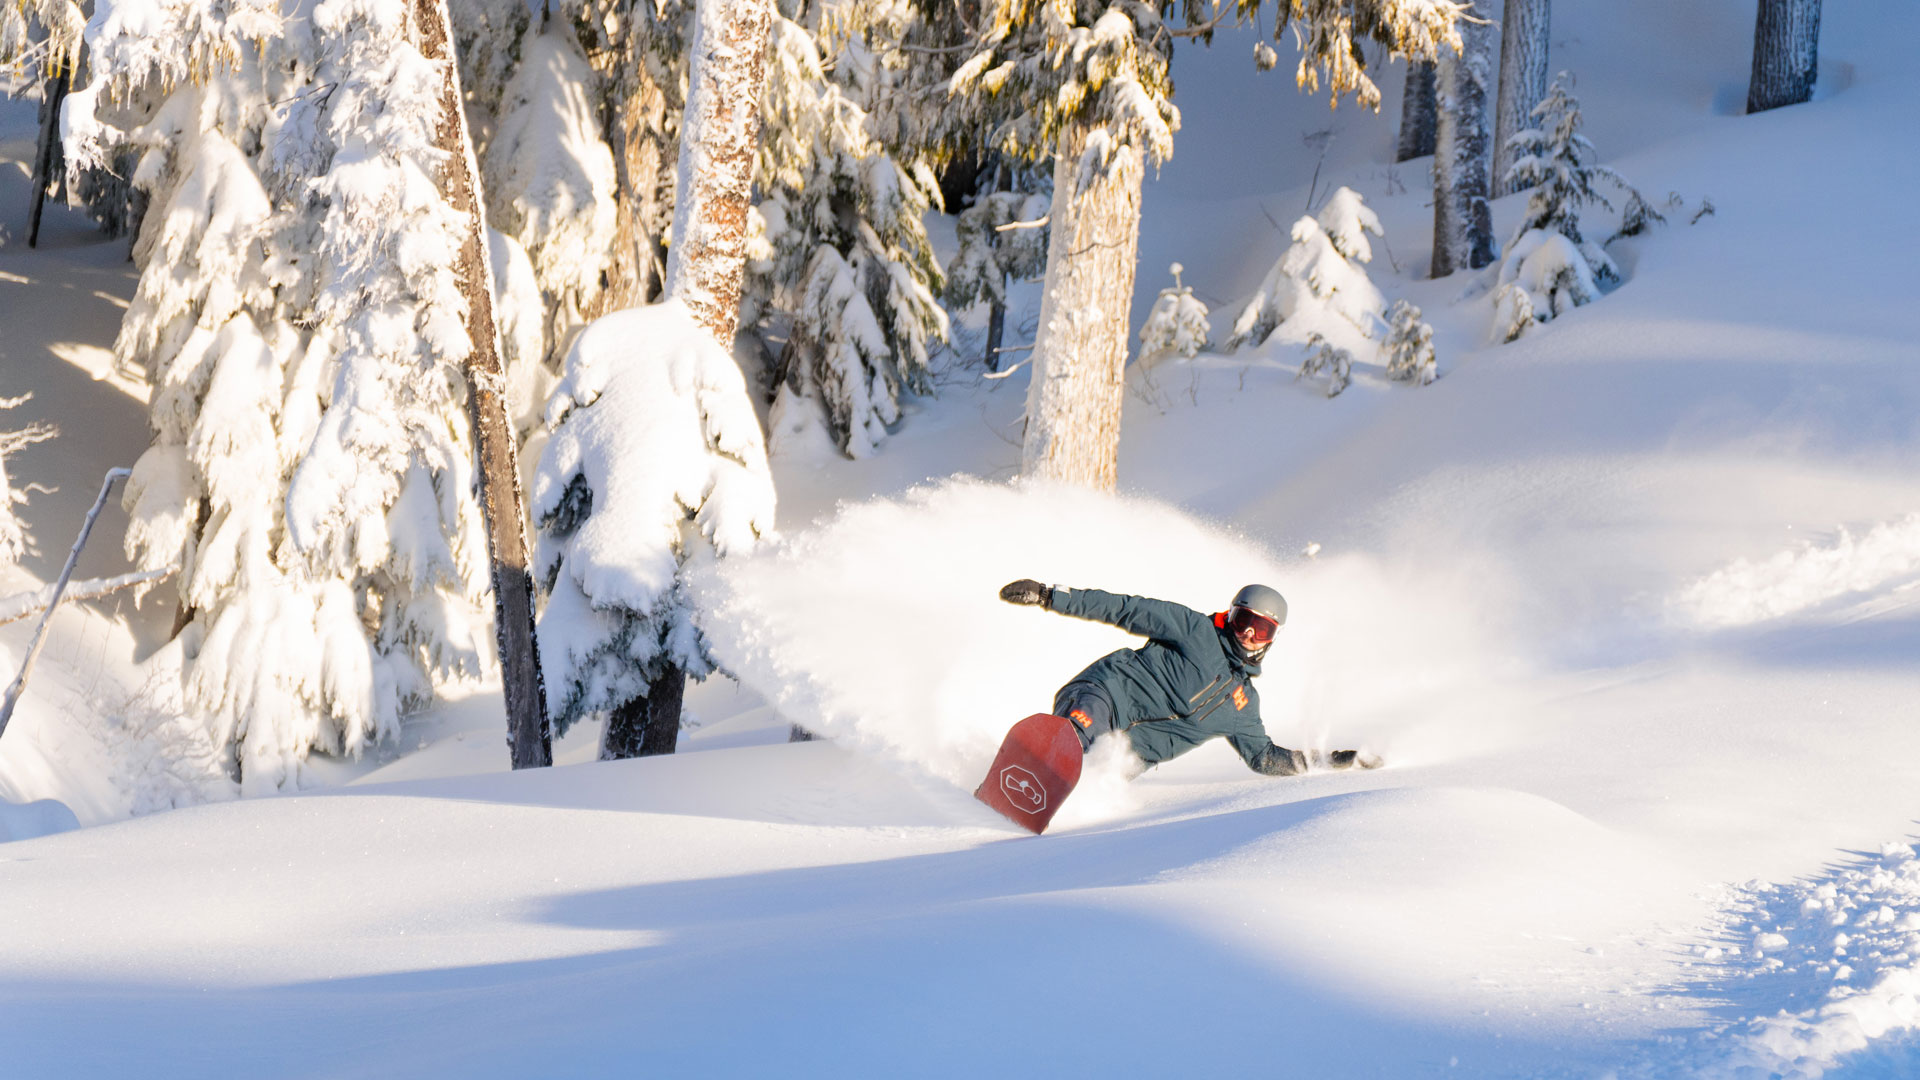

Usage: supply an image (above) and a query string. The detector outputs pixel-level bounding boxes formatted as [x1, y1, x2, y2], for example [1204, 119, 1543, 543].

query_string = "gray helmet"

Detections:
[1231, 584, 1287, 626]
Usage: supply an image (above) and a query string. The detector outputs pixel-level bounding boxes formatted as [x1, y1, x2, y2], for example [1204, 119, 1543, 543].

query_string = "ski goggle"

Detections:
[1226, 606, 1281, 648]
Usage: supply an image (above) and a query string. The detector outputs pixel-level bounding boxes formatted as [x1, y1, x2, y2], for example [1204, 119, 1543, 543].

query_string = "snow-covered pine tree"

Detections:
[1138, 262, 1210, 361]
[1383, 299, 1436, 384]
[1501, 72, 1621, 279]
[1432, 7, 1495, 277]
[1228, 186, 1386, 360]
[67, 0, 540, 786]
[944, 176, 1050, 370]
[1490, 0, 1549, 198]
[1748, 0, 1821, 114]
[532, 300, 775, 759]
[750, 8, 950, 460]
[1397, 59, 1437, 162]
[1488, 229, 1594, 341]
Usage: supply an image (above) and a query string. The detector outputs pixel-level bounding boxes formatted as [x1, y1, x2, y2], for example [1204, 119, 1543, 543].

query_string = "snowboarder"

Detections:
[998, 580, 1375, 776]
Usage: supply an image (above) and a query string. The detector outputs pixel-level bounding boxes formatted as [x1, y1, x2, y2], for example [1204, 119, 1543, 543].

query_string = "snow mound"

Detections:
[0, 798, 79, 843]
[1617, 842, 1920, 1079]
[691, 478, 1519, 797]
[1672, 513, 1920, 629]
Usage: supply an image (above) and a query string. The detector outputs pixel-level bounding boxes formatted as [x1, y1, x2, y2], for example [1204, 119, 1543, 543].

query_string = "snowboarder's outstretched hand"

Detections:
[999, 579, 1052, 606]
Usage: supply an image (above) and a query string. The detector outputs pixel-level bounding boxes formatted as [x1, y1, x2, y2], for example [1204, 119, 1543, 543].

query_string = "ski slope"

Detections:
[5, 0, 1920, 1075]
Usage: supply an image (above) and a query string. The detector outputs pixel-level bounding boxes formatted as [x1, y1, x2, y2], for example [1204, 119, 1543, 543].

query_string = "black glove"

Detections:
[999, 579, 1052, 607]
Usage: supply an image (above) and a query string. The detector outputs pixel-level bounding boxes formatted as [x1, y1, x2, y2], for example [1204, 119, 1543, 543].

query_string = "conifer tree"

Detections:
[1397, 59, 1437, 162]
[0, 399, 54, 568]
[1228, 186, 1385, 359]
[1383, 299, 1436, 384]
[1138, 262, 1211, 361]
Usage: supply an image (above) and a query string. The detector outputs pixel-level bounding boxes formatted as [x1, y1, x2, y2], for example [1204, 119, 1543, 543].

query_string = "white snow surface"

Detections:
[3, 0, 1920, 1076]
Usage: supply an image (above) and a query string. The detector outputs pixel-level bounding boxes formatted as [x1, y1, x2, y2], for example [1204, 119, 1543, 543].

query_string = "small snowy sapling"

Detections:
[0, 397, 54, 567]
[1383, 300, 1436, 385]
[1228, 185, 1385, 361]
[1138, 263, 1211, 361]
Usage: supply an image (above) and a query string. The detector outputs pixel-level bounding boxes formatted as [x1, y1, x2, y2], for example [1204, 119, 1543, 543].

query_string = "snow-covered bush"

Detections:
[1383, 300, 1436, 385]
[534, 299, 775, 748]
[1228, 186, 1385, 360]
[0, 397, 54, 567]
[1298, 333, 1353, 398]
[750, 15, 947, 460]
[1490, 230, 1598, 343]
[1493, 71, 1662, 341]
[1138, 262, 1210, 361]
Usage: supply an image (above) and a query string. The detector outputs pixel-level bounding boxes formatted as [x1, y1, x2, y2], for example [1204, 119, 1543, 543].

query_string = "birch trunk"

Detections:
[1396, 60, 1437, 163]
[663, 0, 774, 344]
[1747, 0, 1821, 114]
[1022, 123, 1143, 492]
[415, 0, 552, 769]
[1491, 0, 1550, 197]
[1432, 15, 1496, 278]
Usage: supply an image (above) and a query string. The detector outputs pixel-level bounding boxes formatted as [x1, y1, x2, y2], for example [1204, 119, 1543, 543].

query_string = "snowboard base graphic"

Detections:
[974, 714, 1083, 834]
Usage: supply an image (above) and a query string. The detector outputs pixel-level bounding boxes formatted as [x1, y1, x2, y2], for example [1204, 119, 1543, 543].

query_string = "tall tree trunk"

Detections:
[1022, 123, 1143, 492]
[27, 66, 71, 248]
[664, 0, 775, 345]
[1491, 0, 1550, 197]
[416, 0, 552, 769]
[1432, 15, 1496, 278]
[586, 59, 670, 322]
[1396, 60, 1437, 163]
[1747, 0, 1821, 114]
[625, 0, 773, 759]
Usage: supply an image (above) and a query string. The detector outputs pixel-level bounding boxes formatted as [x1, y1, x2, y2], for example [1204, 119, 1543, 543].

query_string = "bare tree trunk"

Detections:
[1748, 0, 1821, 114]
[1491, 0, 1550, 196]
[1432, 15, 1496, 278]
[27, 66, 71, 248]
[1396, 60, 1437, 162]
[1022, 123, 1143, 492]
[663, 0, 775, 345]
[585, 61, 670, 322]
[416, 0, 552, 769]
[985, 298, 1006, 372]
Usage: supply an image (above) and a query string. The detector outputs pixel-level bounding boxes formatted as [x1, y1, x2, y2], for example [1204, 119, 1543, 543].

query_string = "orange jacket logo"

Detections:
[1232, 686, 1248, 710]
[1069, 709, 1093, 729]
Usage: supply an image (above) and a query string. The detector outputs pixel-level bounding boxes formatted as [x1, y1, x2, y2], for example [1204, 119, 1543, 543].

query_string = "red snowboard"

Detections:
[974, 714, 1084, 834]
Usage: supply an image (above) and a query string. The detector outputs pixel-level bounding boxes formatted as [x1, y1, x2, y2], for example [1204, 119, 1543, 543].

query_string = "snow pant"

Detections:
[1052, 681, 1120, 752]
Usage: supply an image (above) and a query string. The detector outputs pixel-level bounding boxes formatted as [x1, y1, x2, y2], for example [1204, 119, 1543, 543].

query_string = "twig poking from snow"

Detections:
[983, 355, 1033, 380]
[0, 565, 178, 627]
[0, 466, 131, 741]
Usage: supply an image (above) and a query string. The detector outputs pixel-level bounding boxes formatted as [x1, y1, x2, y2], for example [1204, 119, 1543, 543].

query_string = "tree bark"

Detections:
[1396, 60, 1437, 163]
[1432, 15, 1496, 278]
[415, 0, 552, 769]
[1022, 123, 1143, 492]
[1747, 0, 1821, 114]
[27, 66, 71, 248]
[663, 0, 775, 344]
[1491, 0, 1550, 196]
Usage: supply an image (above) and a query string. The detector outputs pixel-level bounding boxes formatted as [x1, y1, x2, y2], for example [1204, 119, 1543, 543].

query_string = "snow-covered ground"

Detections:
[4, 0, 1920, 1075]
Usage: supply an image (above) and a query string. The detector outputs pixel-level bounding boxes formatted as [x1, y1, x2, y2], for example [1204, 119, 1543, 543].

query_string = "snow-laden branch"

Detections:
[0, 565, 179, 627]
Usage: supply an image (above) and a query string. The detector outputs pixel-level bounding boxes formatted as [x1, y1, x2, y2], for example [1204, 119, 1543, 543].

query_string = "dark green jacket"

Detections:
[1048, 587, 1300, 775]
